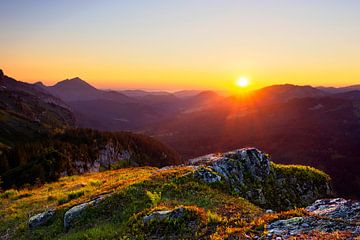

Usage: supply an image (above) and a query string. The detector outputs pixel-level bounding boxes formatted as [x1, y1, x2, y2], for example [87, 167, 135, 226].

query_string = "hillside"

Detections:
[150, 95, 360, 199]
[0, 70, 75, 146]
[0, 128, 180, 189]
[2, 148, 352, 240]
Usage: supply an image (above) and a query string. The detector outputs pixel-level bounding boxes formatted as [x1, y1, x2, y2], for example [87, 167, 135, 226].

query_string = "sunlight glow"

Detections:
[236, 77, 250, 88]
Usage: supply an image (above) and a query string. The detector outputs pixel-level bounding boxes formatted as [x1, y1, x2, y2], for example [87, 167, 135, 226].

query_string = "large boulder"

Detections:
[28, 209, 55, 229]
[267, 198, 360, 238]
[190, 148, 331, 210]
[190, 148, 270, 188]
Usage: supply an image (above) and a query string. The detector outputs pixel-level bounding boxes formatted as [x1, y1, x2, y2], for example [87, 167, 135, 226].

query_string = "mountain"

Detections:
[38, 78, 225, 131]
[2, 148, 347, 240]
[149, 93, 360, 199]
[0, 70, 75, 146]
[173, 90, 204, 98]
[318, 84, 360, 93]
[120, 89, 172, 98]
[44, 77, 134, 103]
[248, 84, 327, 105]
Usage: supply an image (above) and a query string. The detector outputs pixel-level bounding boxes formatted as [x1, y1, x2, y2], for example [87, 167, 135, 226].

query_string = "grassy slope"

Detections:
[0, 165, 343, 239]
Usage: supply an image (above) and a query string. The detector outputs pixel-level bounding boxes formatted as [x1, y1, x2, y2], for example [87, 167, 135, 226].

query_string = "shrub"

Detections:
[89, 179, 103, 187]
[68, 190, 85, 201]
[146, 191, 161, 206]
[57, 197, 68, 205]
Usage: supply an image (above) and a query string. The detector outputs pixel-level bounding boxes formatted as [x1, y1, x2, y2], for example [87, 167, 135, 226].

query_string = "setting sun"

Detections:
[236, 77, 250, 88]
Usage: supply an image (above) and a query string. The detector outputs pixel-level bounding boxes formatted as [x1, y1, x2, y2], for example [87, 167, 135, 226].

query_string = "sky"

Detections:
[1, 0, 360, 91]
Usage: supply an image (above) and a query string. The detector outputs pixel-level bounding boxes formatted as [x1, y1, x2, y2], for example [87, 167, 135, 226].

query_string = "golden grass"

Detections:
[0, 167, 157, 235]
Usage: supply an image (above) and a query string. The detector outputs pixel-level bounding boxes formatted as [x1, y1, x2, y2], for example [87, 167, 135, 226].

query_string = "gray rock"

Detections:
[194, 167, 222, 183]
[143, 210, 172, 223]
[266, 209, 274, 213]
[191, 148, 270, 188]
[143, 207, 187, 224]
[189, 148, 331, 210]
[64, 195, 106, 229]
[267, 198, 360, 238]
[29, 209, 55, 229]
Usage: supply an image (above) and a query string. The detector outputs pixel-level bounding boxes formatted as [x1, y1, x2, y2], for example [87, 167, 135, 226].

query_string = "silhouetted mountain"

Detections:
[173, 90, 203, 98]
[251, 84, 327, 104]
[120, 89, 172, 98]
[318, 85, 360, 93]
[0, 70, 74, 146]
[45, 78, 133, 103]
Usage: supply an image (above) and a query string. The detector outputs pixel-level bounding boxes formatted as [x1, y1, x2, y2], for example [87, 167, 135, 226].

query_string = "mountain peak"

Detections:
[53, 77, 95, 90]
[34, 81, 45, 87]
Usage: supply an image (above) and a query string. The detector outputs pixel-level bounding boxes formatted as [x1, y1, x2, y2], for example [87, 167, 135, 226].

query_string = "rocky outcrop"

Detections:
[28, 209, 55, 229]
[267, 198, 360, 239]
[64, 195, 107, 229]
[60, 142, 132, 176]
[190, 148, 331, 210]
[190, 148, 270, 187]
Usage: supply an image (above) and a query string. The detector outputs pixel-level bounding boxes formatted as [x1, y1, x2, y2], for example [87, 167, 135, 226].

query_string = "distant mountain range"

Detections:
[34, 77, 221, 130]
[318, 85, 360, 93]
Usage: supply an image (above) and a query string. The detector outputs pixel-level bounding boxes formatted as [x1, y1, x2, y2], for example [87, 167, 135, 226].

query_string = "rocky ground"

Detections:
[267, 198, 360, 239]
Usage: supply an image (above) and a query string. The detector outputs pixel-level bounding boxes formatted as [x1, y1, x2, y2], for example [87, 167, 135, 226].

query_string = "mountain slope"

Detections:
[0, 128, 180, 189]
[0, 148, 336, 240]
[0, 70, 75, 146]
[150, 95, 360, 199]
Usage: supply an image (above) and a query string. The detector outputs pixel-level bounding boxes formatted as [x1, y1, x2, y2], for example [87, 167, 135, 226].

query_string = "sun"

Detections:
[236, 77, 250, 88]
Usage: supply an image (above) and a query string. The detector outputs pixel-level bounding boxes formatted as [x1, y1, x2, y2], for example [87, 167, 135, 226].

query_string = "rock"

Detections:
[190, 148, 331, 210]
[266, 209, 274, 213]
[194, 167, 222, 183]
[143, 210, 173, 223]
[267, 198, 360, 238]
[191, 148, 270, 190]
[64, 195, 106, 229]
[29, 209, 55, 229]
[143, 207, 187, 224]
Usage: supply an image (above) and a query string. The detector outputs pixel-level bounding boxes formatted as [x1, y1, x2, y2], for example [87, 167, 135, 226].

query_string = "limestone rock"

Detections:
[64, 195, 106, 229]
[190, 148, 331, 210]
[267, 198, 360, 238]
[29, 209, 55, 229]
[193, 167, 222, 183]
[143, 207, 188, 224]
[191, 148, 270, 189]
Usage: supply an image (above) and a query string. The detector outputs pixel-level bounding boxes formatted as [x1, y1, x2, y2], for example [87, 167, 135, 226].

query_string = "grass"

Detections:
[0, 164, 351, 239]
[0, 167, 156, 239]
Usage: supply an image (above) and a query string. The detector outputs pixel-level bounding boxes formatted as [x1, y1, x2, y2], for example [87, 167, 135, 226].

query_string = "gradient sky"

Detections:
[1, 0, 360, 91]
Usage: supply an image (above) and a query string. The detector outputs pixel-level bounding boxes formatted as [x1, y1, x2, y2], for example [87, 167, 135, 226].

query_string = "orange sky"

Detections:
[1, 1, 360, 91]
